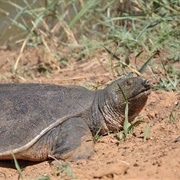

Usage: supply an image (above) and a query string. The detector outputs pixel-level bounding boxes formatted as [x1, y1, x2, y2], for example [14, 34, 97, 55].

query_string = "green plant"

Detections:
[115, 81, 150, 140]
[168, 111, 177, 124]
[93, 127, 103, 143]
[168, 102, 179, 123]
[11, 152, 24, 180]
[116, 82, 145, 140]
[117, 119, 146, 140]
[56, 163, 76, 179]
[144, 123, 150, 141]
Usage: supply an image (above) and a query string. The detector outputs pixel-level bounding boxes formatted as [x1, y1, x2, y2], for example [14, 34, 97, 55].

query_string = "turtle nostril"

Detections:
[144, 79, 151, 88]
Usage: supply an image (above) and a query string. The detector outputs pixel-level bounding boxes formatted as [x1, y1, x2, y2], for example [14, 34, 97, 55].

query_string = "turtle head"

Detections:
[105, 76, 151, 123]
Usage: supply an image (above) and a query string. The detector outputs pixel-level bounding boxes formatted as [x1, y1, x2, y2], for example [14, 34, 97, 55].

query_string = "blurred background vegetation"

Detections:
[0, 0, 179, 91]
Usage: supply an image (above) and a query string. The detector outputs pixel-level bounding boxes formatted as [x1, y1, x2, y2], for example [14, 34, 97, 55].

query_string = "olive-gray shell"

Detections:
[0, 84, 94, 154]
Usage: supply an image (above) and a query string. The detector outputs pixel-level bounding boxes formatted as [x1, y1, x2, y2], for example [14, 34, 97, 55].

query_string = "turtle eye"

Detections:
[126, 79, 133, 86]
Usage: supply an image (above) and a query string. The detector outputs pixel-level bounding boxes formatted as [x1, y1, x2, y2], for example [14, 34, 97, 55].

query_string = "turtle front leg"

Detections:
[50, 117, 94, 161]
[14, 117, 94, 161]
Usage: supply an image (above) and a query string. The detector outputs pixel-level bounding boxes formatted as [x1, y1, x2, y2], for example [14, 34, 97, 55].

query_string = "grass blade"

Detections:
[11, 152, 24, 180]
[116, 83, 129, 137]
[69, 0, 96, 28]
[144, 123, 150, 141]
[127, 120, 145, 133]
[139, 51, 159, 73]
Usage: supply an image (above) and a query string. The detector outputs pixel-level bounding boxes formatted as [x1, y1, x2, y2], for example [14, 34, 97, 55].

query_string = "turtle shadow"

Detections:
[0, 160, 44, 170]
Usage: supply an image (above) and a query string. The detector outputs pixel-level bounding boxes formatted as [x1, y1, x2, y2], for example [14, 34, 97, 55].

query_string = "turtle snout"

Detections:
[143, 79, 151, 89]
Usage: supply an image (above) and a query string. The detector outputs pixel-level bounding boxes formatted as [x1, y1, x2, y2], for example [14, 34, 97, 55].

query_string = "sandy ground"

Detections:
[0, 48, 179, 180]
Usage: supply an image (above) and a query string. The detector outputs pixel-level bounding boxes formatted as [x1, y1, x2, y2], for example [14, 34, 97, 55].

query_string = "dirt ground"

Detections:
[0, 48, 179, 180]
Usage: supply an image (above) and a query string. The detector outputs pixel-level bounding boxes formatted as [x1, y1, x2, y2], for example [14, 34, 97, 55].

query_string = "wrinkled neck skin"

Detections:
[88, 89, 125, 135]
